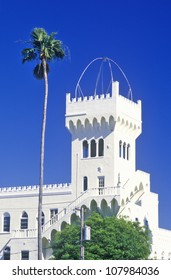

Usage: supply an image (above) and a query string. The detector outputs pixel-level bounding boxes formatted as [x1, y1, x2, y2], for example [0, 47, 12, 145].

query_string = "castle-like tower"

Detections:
[66, 81, 142, 198]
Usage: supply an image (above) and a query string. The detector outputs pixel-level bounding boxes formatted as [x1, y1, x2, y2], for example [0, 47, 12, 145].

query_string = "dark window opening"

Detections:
[21, 250, 29, 260]
[3, 213, 10, 232]
[127, 144, 130, 160]
[3, 247, 10, 260]
[83, 176, 88, 191]
[83, 140, 89, 158]
[91, 139, 96, 157]
[98, 139, 104, 157]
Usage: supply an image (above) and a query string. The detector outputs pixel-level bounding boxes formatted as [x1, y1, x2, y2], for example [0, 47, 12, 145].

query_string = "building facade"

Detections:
[0, 76, 171, 260]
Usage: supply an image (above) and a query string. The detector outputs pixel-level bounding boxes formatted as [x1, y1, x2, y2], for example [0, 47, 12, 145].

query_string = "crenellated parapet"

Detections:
[0, 183, 71, 194]
[65, 81, 142, 137]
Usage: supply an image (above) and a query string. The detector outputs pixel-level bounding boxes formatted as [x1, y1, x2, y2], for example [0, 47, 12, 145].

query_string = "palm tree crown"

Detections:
[22, 28, 65, 79]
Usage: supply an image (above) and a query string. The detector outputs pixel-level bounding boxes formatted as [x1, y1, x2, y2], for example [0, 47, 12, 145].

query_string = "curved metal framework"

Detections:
[75, 57, 133, 100]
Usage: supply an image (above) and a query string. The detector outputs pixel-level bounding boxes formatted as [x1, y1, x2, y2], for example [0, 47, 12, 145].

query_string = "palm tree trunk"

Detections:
[38, 58, 48, 260]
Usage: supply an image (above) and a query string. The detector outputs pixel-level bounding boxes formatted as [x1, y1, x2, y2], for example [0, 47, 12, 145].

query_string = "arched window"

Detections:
[91, 139, 96, 157]
[123, 142, 126, 159]
[41, 212, 45, 226]
[3, 212, 10, 232]
[20, 211, 28, 229]
[83, 140, 89, 158]
[83, 176, 88, 191]
[98, 138, 104, 157]
[119, 141, 122, 157]
[127, 144, 130, 160]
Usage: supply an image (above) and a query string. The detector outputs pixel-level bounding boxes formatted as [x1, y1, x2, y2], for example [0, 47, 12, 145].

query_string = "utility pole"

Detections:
[80, 207, 84, 260]
[75, 207, 91, 260]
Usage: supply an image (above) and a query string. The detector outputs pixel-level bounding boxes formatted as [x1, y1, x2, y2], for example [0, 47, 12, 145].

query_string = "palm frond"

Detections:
[22, 48, 37, 63]
[21, 27, 66, 69]
[33, 63, 50, 80]
[31, 28, 47, 43]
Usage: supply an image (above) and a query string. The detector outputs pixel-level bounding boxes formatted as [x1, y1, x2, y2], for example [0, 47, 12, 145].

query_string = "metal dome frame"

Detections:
[75, 57, 133, 100]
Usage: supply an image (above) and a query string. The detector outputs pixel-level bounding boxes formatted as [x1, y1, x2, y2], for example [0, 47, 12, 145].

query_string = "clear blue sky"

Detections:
[0, 0, 171, 230]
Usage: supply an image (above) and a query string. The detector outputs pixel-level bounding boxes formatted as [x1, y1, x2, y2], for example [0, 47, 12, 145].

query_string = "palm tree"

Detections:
[22, 28, 65, 260]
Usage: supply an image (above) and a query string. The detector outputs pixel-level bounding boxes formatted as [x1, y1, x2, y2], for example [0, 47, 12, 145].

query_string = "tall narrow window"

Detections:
[3, 246, 10, 260]
[3, 212, 10, 232]
[98, 138, 104, 157]
[127, 144, 130, 160]
[91, 139, 96, 157]
[83, 140, 89, 158]
[98, 176, 105, 188]
[98, 176, 105, 195]
[20, 211, 28, 229]
[83, 176, 88, 191]
[119, 141, 122, 157]
[123, 142, 126, 159]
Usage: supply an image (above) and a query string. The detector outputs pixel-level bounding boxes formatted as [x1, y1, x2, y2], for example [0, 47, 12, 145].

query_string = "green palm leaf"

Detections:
[33, 63, 50, 80]
[22, 48, 37, 63]
[21, 27, 65, 70]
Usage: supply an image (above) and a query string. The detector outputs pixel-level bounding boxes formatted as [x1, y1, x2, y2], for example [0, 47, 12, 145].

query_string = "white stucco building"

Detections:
[0, 58, 171, 260]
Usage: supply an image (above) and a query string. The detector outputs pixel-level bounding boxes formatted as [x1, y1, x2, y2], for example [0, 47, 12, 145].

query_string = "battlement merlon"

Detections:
[0, 183, 71, 196]
[65, 81, 142, 132]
